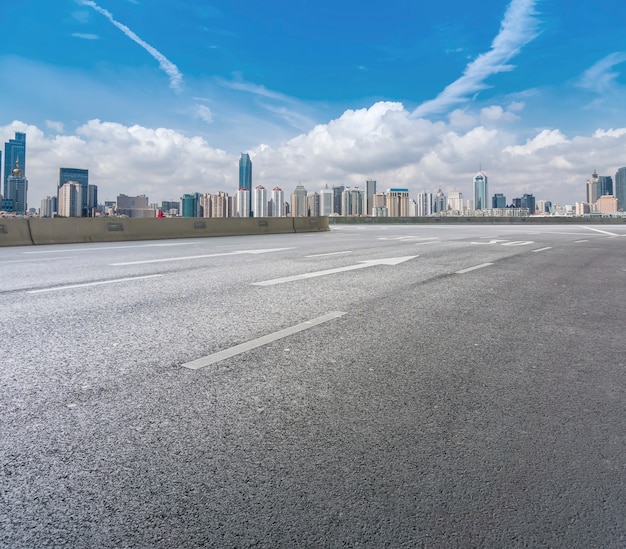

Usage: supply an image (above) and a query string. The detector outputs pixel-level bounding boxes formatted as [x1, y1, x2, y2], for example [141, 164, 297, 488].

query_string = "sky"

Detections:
[2, 0, 626, 207]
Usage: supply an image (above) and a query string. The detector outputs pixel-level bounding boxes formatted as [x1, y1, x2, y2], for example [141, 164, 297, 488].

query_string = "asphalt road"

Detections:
[1, 223, 625, 548]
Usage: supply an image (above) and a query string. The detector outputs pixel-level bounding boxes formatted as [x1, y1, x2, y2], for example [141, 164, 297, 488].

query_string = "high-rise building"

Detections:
[416, 190, 432, 216]
[520, 193, 536, 214]
[181, 193, 201, 217]
[290, 185, 308, 217]
[433, 189, 447, 213]
[40, 196, 57, 218]
[239, 153, 252, 216]
[448, 191, 463, 212]
[615, 167, 626, 211]
[88, 184, 98, 215]
[341, 188, 363, 216]
[212, 192, 230, 218]
[59, 168, 89, 216]
[595, 195, 618, 214]
[253, 185, 268, 217]
[117, 193, 154, 217]
[307, 192, 320, 217]
[598, 175, 613, 197]
[4, 132, 26, 199]
[6, 159, 28, 214]
[235, 188, 250, 218]
[332, 185, 344, 215]
[365, 179, 376, 216]
[586, 171, 599, 204]
[270, 187, 284, 217]
[473, 171, 488, 210]
[320, 187, 333, 216]
[492, 193, 506, 208]
[386, 188, 411, 217]
[58, 182, 83, 217]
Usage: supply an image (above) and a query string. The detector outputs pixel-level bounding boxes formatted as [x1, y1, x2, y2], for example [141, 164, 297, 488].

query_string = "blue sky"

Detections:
[2, 0, 626, 206]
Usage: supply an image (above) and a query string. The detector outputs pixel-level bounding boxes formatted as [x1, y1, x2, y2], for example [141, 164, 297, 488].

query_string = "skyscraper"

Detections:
[4, 132, 26, 199]
[365, 179, 376, 216]
[586, 171, 599, 204]
[417, 190, 432, 216]
[235, 188, 250, 218]
[473, 171, 488, 210]
[270, 187, 284, 217]
[492, 193, 506, 208]
[239, 153, 252, 216]
[433, 189, 447, 213]
[320, 187, 333, 216]
[253, 185, 268, 217]
[598, 175, 613, 197]
[59, 167, 89, 216]
[290, 185, 308, 217]
[6, 159, 28, 214]
[615, 167, 626, 211]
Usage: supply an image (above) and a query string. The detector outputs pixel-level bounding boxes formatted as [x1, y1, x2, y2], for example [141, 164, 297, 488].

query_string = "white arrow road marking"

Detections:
[252, 256, 418, 286]
[182, 311, 347, 370]
[111, 248, 294, 266]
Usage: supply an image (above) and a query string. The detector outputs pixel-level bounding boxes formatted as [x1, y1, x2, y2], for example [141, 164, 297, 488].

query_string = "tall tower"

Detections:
[6, 159, 28, 214]
[365, 179, 376, 216]
[253, 185, 268, 217]
[615, 167, 626, 211]
[473, 170, 488, 210]
[59, 168, 89, 216]
[239, 153, 252, 216]
[4, 132, 26, 199]
[271, 187, 284, 217]
[586, 171, 599, 204]
[290, 184, 308, 217]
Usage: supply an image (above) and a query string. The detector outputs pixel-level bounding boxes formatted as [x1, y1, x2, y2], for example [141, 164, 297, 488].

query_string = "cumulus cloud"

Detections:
[412, 0, 540, 117]
[6, 100, 626, 211]
[79, 0, 184, 91]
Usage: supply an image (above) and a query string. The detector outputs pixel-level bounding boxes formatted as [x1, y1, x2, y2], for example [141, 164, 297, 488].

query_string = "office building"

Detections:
[332, 185, 344, 215]
[253, 185, 268, 217]
[598, 175, 613, 197]
[239, 153, 252, 216]
[341, 188, 363, 216]
[492, 193, 506, 208]
[58, 167, 89, 216]
[5, 159, 28, 214]
[433, 189, 447, 213]
[290, 185, 308, 217]
[365, 179, 376, 216]
[40, 196, 57, 218]
[320, 187, 333, 216]
[4, 132, 26, 199]
[117, 194, 154, 217]
[448, 191, 464, 212]
[307, 192, 320, 217]
[595, 195, 618, 214]
[416, 190, 432, 216]
[386, 188, 411, 217]
[180, 193, 201, 217]
[473, 171, 488, 210]
[615, 167, 626, 211]
[212, 192, 230, 218]
[520, 193, 536, 214]
[58, 182, 83, 217]
[586, 171, 599, 204]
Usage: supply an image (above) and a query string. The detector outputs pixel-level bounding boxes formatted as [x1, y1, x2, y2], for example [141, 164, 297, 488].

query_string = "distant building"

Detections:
[598, 175, 613, 197]
[365, 179, 377, 216]
[320, 187, 333, 216]
[40, 196, 57, 218]
[212, 191, 230, 218]
[521, 193, 536, 214]
[180, 193, 201, 218]
[4, 132, 26, 199]
[161, 200, 180, 216]
[307, 191, 320, 217]
[58, 182, 83, 217]
[6, 160, 28, 214]
[239, 153, 252, 216]
[290, 184, 308, 217]
[595, 195, 618, 214]
[492, 193, 506, 208]
[270, 187, 284, 217]
[416, 190, 432, 216]
[253, 185, 268, 217]
[332, 185, 344, 215]
[342, 187, 363, 216]
[59, 168, 89, 216]
[386, 188, 411, 217]
[433, 189, 447, 213]
[448, 191, 464, 212]
[473, 171, 488, 210]
[117, 193, 154, 217]
[586, 171, 599, 204]
[235, 188, 250, 218]
[615, 167, 626, 211]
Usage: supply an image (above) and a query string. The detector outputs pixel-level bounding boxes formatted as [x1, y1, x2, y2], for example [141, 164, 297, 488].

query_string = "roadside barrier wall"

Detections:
[0, 216, 329, 247]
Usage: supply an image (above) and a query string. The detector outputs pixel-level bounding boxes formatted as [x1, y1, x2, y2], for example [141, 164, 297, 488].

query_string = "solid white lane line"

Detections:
[575, 239, 588, 243]
[27, 274, 163, 294]
[580, 226, 618, 237]
[24, 242, 196, 254]
[112, 247, 293, 266]
[532, 247, 552, 253]
[182, 311, 347, 370]
[306, 251, 353, 258]
[455, 263, 493, 274]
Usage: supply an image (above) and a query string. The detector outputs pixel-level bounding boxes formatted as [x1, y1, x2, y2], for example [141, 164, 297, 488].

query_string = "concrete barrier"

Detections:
[16, 216, 329, 246]
[0, 218, 33, 247]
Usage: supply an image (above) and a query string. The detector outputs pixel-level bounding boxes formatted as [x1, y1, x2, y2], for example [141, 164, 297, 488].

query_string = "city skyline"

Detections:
[2, 0, 626, 206]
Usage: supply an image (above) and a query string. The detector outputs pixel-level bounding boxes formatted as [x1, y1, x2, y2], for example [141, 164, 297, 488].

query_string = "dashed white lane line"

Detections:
[456, 263, 493, 274]
[575, 240, 588, 243]
[27, 274, 163, 294]
[306, 251, 353, 258]
[182, 311, 347, 370]
[532, 247, 553, 253]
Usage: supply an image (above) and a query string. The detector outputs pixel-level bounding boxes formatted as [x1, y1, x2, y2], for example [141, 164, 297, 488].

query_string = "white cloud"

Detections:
[45, 120, 65, 133]
[504, 129, 568, 155]
[72, 33, 99, 40]
[412, 0, 540, 118]
[79, 0, 184, 91]
[193, 104, 213, 124]
[578, 52, 626, 94]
